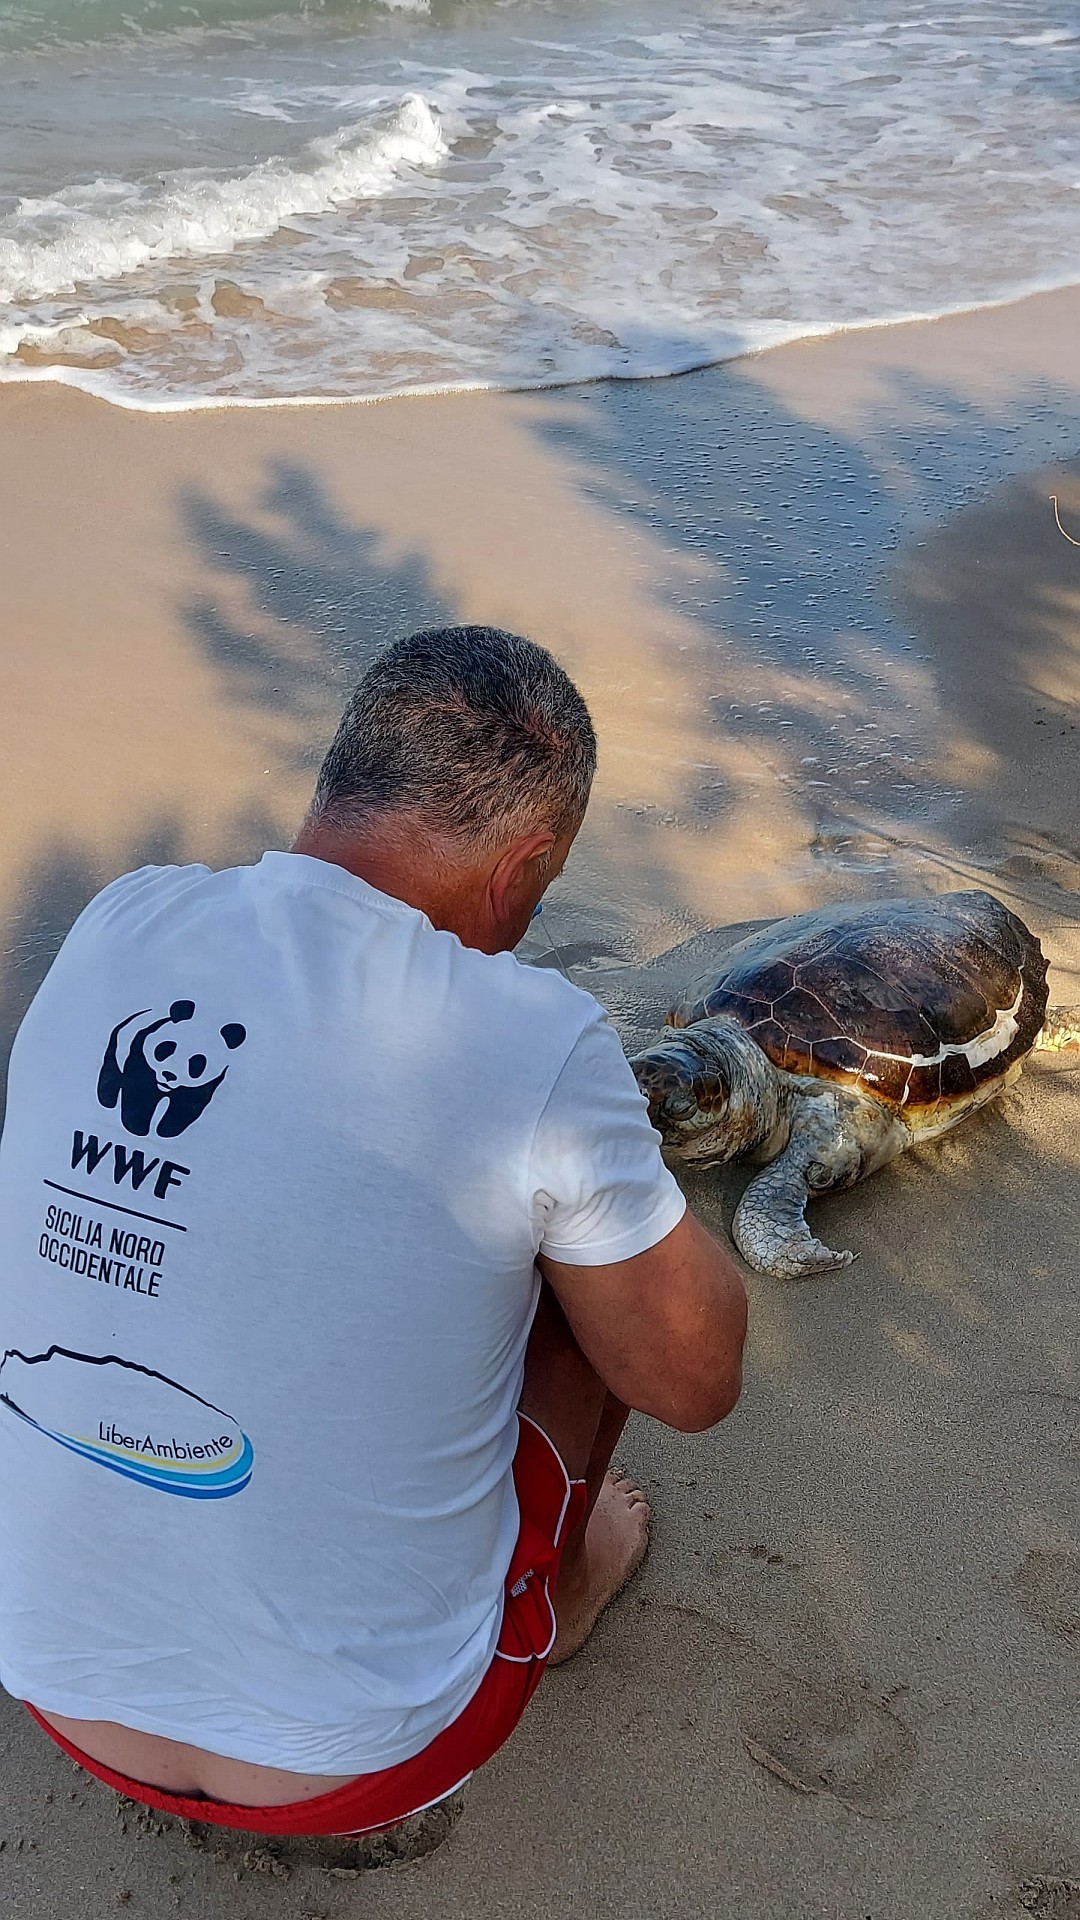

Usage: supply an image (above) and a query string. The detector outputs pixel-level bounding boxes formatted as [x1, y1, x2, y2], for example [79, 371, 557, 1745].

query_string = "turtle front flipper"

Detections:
[732, 1085, 909, 1281]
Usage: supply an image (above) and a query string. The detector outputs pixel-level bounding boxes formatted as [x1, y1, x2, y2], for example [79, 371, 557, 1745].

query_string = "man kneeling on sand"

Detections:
[0, 626, 746, 1839]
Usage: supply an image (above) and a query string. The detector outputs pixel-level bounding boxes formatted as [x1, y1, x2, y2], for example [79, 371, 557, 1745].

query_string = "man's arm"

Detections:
[539, 1209, 747, 1433]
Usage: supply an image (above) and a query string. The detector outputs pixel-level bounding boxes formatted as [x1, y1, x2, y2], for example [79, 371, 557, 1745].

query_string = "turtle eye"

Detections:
[661, 1089, 697, 1122]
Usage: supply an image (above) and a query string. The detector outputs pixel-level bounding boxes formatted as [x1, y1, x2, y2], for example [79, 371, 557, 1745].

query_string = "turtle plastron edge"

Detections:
[731, 1081, 910, 1281]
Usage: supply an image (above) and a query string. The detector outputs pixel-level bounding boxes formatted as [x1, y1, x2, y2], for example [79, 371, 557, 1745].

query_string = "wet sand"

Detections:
[0, 287, 1078, 1917]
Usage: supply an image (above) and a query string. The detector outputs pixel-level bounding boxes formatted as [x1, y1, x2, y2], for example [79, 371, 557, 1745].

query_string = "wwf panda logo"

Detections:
[97, 1000, 247, 1139]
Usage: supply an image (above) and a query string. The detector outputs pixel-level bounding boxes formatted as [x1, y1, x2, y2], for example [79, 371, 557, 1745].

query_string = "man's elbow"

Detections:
[664, 1355, 744, 1433]
[665, 1283, 748, 1431]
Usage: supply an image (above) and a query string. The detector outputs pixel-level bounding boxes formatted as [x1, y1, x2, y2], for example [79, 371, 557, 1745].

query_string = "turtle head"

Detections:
[630, 1016, 786, 1166]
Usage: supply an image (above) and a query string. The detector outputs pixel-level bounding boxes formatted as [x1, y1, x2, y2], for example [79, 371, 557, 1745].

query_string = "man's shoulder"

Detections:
[466, 944, 603, 1042]
[63, 863, 214, 942]
[91, 860, 211, 904]
[420, 943, 614, 1115]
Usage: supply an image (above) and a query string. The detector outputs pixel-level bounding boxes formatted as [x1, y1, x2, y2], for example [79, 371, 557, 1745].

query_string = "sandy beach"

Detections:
[0, 286, 1078, 1918]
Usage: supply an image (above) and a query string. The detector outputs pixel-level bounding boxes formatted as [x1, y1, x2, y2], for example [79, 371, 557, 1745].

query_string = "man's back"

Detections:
[0, 851, 683, 1773]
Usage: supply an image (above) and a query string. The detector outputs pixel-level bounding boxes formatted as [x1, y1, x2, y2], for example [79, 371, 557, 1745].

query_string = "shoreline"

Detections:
[5, 272, 1080, 417]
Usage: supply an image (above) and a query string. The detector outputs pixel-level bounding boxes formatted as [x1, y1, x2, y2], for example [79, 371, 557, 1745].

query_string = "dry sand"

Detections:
[0, 287, 1078, 1919]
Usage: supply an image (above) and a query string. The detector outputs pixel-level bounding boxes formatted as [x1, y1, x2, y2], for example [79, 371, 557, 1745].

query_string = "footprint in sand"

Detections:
[741, 1674, 917, 1817]
[1016, 1552, 1080, 1639]
[1015, 1876, 1080, 1918]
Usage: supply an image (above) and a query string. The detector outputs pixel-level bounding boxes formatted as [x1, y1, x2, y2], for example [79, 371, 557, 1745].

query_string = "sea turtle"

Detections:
[630, 890, 1079, 1280]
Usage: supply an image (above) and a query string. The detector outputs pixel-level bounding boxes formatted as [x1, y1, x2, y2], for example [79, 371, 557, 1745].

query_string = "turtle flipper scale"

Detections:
[1037, 1007, 1080, 1051]
[733, 1170, 856, 1278]
[732, 1086, 907, 1281]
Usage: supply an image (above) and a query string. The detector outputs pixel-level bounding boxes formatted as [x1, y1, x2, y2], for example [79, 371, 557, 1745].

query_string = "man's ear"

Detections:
[488, 830, 554, 931]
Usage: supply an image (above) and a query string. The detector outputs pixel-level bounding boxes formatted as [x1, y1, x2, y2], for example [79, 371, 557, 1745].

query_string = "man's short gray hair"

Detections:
[311, 626, 596, 850]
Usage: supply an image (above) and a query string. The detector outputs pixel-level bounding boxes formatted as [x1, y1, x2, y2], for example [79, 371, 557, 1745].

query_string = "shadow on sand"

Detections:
[0, 354, 1078, 1919]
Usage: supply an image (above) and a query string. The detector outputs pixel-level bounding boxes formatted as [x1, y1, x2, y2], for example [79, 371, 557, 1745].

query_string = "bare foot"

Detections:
[549, 1469, 651, 1666]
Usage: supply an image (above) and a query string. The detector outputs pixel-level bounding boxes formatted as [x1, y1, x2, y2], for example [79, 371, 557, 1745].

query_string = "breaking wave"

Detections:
[0, 95, 446, 305]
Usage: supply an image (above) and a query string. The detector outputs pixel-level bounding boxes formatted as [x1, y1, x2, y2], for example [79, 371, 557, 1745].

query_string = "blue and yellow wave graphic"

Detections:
[4, 1401, 253, 1497]
[0, 1346, 254, 1499]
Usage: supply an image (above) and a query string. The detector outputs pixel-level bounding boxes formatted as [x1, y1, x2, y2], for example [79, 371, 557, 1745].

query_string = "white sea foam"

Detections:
[0, 95, 446, 305]
[1, 0, 1079, 410]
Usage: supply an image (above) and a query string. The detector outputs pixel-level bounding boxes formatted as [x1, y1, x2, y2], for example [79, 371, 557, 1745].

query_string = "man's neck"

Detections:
[290, 817, 485, 946]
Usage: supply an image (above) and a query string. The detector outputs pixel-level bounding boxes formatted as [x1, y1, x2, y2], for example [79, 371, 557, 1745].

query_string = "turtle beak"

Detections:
[630, 1052, 673, 1130]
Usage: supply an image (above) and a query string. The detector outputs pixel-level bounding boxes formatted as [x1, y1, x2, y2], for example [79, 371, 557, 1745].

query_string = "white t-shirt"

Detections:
[0, 852, 684, 1774]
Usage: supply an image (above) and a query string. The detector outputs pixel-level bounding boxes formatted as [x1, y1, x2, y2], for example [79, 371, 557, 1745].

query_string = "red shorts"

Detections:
[26, 1413, 585, 1839]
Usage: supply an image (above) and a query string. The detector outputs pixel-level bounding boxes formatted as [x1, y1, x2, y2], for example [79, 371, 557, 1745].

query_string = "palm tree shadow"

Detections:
[527, 354, 1080, 916]
[181, 458, 453, 775]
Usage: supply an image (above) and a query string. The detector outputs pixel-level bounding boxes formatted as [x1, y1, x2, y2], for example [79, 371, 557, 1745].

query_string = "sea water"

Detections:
[1, 0, 1078, 408]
